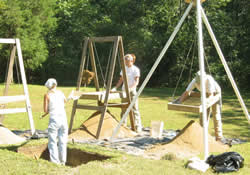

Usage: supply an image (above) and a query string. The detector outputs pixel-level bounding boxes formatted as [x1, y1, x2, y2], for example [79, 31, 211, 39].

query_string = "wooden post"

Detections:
[68, 38, 89, 134]
[0, 45, 16, 123]
[201, 8, 250, 123]
[4, 45, 16, 94]
[0, 38, 35, 135]
[16, 39, 35, 135]
[111, 4, 193, 141]
[96, 37, 119, 139]
[118, 37, 135, 131]
[89, 41, 100, 91]
[196, 0, 209, 160]
[69, 36, 134, 139]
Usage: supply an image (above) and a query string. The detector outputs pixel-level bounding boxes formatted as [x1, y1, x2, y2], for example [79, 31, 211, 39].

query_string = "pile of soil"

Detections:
[69, 111, 136, 140]
[0, 126, 26, 145]
[145, 120, 229, 159]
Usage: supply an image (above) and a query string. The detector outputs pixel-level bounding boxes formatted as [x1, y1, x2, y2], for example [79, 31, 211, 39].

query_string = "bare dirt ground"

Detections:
[68, 114, 229, 160]
[69, 111, 136, 140]
[145, 120, 229, 160]
[2, 112, 230, 161]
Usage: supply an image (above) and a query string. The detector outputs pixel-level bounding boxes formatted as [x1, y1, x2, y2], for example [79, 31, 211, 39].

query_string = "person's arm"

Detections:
[64, 95, 68, 103]
[40, 94, 49, 119]
[112, 76, 123, 91]
[178, 91, 190, 103]
[175, 79, 196, 103]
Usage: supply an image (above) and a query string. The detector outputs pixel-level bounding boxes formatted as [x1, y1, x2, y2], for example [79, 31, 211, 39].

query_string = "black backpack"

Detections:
[206, 152, 244, 173]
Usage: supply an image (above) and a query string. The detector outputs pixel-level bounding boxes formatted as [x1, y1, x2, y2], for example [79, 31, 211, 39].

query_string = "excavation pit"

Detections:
[17, 144, 111, 167]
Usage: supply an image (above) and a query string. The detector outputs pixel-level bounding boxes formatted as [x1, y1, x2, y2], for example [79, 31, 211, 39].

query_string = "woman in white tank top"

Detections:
[42, 78, 68, 165]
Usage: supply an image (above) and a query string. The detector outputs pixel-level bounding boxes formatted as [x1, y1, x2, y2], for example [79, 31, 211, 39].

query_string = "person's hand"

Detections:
[129, 88, 133, 92]
[67, 90, 75, 100]
[40, 113, 48, 119]
[67, 90, 83, 101]
[111, 87, 117, 92]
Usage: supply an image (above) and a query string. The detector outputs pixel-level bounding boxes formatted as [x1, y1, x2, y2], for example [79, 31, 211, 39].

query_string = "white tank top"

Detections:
[48, 90, 66, 117]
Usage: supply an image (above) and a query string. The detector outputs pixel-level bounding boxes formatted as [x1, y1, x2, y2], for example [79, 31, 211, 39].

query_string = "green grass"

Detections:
[0, 84, 249, 174]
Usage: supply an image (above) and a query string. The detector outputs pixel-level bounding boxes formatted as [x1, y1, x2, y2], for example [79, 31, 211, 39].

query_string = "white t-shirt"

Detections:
[186, 74, 221, 94]
[48, 90, 66, 116]
[120, 65, 140, 91]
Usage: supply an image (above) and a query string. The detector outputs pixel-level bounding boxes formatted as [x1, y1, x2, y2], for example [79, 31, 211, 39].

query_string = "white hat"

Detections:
[124, 54, 133, 61]
[45, 78, 57, 89]
[195, 71, 206, 83]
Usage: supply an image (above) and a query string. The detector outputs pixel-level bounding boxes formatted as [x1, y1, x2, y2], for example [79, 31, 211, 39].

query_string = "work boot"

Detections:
[173, 99, 181, 104]
[216, 137, 228, 145]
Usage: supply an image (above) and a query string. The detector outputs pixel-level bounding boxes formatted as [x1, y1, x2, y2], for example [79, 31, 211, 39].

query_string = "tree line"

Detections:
[0, 0, 249, 90]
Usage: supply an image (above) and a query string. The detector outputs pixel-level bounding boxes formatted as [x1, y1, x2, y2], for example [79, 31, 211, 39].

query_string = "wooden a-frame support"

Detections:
[111, 0, 250, 160]
[0, 38, 35, 135]
[68, 36, 136, 139]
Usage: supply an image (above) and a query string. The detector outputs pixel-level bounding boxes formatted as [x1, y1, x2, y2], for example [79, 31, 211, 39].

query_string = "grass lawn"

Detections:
[0, 84, 249, 175]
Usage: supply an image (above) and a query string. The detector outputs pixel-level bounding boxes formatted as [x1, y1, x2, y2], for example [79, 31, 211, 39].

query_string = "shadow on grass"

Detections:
[0, 140, 31, 152]
[221, 92, 250, 140]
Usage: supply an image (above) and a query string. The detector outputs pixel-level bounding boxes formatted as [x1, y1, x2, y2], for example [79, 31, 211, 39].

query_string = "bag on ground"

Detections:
[206, 152, 244, 173]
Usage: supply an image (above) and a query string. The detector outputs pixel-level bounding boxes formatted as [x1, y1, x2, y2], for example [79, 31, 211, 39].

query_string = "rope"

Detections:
[188, 35, 197, 83]
[83, 50, 90, 87]
[14, 56, 21, 84]
[93, 42, 106, 89]
[117, 48, 121, 75]
[86, 51, 90, 70]
[171, 35, 196, 100]
[179, 0, 182, 17]
[104, 45, 113, 89]
[4, 49, 10, 84]
[204, 52, 212, 75]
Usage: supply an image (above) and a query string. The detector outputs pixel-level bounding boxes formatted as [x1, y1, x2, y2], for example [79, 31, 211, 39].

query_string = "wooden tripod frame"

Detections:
[68, 36, 136, 139]
[0, 38, 35, 135]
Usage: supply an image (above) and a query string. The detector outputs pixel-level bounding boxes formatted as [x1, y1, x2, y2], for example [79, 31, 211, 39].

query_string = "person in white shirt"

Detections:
[113, 54, 142, 132]
[41, 78, 68, 165]
[175, 71, 223, 141]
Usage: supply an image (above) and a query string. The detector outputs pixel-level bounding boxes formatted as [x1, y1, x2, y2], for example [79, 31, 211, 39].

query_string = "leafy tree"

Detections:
[1, 0, 248, 90]
[200, 0, 250, 89]
[40, 0, 100, 85]
[0, 0, 57, 82]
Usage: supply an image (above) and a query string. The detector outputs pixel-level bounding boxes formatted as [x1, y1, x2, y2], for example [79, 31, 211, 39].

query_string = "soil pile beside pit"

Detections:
[0, 126, 26, 145]
[146, 120, 229, 159]
[69, 111, 136, 140]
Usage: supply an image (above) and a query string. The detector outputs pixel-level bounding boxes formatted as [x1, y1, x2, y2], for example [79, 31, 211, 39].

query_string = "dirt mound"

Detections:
[146, 120, 229, 159]
[69, 111, 136, 140]
[0, 126, 26, 145]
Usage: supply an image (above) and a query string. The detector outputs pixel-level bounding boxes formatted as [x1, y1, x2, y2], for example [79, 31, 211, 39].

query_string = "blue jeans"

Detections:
[48, 116, 68, 164]
[121, 90, 142, 132]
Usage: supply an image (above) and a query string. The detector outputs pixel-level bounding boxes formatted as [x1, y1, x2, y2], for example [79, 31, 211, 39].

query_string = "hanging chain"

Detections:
[93, 42, 106, 89]
[171, 34, 196, 100]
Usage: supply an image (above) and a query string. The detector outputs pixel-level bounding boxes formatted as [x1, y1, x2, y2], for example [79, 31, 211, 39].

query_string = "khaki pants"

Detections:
[200, 101, 223, 141]
[121, 90, 142, 132]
